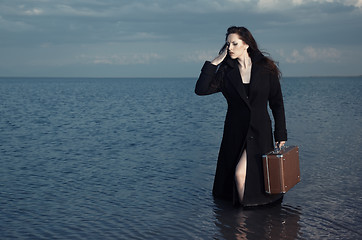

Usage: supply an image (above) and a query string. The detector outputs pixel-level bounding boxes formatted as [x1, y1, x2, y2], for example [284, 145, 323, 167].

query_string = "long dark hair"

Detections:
[221, 26, 281, 79]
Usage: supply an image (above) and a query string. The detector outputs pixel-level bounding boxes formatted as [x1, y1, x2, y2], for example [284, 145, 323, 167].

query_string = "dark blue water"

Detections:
[1, 77, 361, 239]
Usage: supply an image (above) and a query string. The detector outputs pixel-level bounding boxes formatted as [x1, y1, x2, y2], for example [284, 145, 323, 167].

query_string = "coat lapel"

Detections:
[249, 63, 259, 99]
[227, 67, 251, 110]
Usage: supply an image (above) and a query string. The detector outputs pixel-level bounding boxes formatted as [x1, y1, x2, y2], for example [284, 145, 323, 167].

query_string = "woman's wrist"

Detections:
[211, 50, 227, 66]
[211, 58, 222, 66]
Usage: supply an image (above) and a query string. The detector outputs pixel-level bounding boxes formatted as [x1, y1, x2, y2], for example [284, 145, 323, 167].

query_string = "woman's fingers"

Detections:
[211, 49, 227, 65]
[275, 141, 286, 149]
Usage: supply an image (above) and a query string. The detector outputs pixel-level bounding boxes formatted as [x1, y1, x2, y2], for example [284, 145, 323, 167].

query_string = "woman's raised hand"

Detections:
[211, 46, 228, 66]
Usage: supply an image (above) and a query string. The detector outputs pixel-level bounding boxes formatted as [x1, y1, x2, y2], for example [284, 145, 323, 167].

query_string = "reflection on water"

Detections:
[213, 199, 301, 239]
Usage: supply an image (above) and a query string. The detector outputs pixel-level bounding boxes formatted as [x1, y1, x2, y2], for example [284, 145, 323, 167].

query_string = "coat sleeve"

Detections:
[195, 61, 222, 96]
[268, 73, 288, 141]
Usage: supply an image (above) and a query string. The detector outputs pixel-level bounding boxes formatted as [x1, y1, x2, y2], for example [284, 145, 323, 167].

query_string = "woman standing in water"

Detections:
[195, 26, 287, 207]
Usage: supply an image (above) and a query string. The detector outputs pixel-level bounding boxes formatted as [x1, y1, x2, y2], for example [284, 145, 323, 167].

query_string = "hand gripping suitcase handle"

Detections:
[274, 144, 287, 153]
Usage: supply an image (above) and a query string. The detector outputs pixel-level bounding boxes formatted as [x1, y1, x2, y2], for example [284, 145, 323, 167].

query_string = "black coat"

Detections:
[195, 49, 287, 206]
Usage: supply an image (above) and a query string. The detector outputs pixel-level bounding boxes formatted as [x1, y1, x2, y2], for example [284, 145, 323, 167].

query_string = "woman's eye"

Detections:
[233, 43, 238, 46]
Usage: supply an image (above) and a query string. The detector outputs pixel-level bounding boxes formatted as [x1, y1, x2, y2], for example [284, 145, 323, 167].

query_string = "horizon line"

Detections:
[1, 75, 362, 79]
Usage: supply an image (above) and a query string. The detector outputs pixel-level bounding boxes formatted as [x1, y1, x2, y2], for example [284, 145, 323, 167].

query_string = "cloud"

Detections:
[180, 51, 216, 63]
[0, 0, 361, 77]
[23, 7, 43, 16]
[0, 15, 35, 32]
[277, 46, 342, 63]
[314, 0, 362, 8]
[78, 53, 162, 65]
[255, 0, 362, 11]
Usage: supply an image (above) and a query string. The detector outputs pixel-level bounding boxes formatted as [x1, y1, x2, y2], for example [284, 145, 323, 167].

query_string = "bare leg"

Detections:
[235, 150, 247, 203]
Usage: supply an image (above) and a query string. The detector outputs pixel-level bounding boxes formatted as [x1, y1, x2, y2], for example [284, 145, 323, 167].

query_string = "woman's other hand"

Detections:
[275, 141, 286, 149]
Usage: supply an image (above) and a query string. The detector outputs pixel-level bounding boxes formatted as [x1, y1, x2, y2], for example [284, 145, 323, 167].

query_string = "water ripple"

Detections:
[1, 77, 361, 239]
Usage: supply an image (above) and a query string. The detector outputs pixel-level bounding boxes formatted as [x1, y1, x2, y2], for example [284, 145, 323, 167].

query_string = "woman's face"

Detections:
[226, 33, 249, 60]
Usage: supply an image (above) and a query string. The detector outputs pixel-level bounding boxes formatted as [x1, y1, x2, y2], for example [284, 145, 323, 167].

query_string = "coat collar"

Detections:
[225, 49, 264, 110]
[227, 67, 251, 109]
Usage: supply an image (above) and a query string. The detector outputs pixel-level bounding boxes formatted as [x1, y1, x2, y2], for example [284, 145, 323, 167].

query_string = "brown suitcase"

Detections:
[262, 146, 300, 194]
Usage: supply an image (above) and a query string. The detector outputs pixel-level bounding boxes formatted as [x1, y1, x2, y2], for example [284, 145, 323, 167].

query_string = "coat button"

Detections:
[248, 136, 254, 140]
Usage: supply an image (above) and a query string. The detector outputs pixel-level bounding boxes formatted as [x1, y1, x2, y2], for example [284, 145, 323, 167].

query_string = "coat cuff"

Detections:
[201, 61, 218, 74]
[274, 130, 287, 142]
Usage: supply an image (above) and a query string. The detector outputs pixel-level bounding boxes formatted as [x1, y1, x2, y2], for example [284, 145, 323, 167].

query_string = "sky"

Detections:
[1, 0, 361, 78]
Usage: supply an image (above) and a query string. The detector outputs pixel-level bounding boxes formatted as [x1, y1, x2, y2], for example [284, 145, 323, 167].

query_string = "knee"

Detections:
[235, 167, 246, 180]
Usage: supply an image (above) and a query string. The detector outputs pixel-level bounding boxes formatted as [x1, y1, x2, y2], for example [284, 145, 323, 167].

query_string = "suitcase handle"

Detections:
[274, 145, 287, 153]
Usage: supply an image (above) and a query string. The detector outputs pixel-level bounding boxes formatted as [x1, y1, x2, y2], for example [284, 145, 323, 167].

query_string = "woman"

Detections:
[195, 26, 287, 207]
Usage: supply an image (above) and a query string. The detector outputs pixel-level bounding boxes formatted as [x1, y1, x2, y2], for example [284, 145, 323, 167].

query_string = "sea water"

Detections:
[0, 77, 361, 239]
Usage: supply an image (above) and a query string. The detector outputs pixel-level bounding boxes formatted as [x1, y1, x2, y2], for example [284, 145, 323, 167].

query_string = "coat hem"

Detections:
[241, 194, 284, 209]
